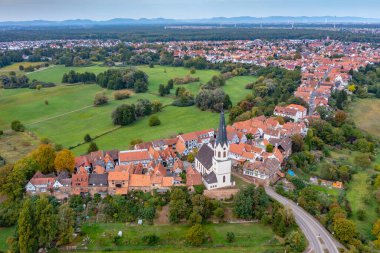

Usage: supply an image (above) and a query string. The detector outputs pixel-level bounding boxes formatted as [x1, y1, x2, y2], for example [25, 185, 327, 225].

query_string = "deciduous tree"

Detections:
[55, 149, 75, 173]
[32, 144, 56, 173]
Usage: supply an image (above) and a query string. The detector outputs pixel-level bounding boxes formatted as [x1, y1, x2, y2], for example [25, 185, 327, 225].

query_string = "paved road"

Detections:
[265, 187, 342, 253]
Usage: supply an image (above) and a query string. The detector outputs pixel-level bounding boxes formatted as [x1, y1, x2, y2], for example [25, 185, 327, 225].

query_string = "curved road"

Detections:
[265, 187, 342, 253]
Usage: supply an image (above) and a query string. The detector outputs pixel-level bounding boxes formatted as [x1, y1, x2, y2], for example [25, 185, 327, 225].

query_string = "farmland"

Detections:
[0, 64, 256, 155]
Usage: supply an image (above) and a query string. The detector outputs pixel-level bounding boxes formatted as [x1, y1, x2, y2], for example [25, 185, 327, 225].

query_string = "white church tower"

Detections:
[212, 110, 232, 188]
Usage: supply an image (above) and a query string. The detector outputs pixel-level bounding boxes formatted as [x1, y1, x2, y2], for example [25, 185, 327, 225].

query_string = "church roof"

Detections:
[203, 171, 218, 184]
[195, 144, 213, 170]
[216, 110, 228, 147]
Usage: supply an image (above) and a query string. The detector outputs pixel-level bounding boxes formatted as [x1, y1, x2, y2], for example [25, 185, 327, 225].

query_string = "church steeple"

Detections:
[216, 110, 228, 147]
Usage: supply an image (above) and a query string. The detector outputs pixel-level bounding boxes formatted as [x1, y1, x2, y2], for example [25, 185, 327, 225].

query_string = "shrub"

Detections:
[173, 75, 200, 85]
[142, 234, 159, 245]
[113, 90, 131, 100]
[190, 68, 196, 74]
[44, 100, 49, 105]
[149, 115, 161, 127]
[0, 130, 3, 135]
[87, 142, 99, 153]
[84, 134, 92, 143]
[186, 224, 205, 246]
[226, 232, 235, 243]
[11, 120, 25, 132]
[245, 83, 254, 89]
[214, 207, 224, 221]
[93, 92, 109, 106]
[130, 139, 143, 146]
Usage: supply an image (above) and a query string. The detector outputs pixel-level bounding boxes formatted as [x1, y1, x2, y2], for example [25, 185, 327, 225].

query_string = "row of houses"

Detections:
[26, 113, 306, 197]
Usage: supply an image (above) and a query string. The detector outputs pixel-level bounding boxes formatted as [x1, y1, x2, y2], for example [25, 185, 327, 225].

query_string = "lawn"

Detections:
[346, 172, 378, 239]
[75, 222, 284, 253]
[0, 226, 15, 252]
[309, 185, 341, 197]
[350, 98, 380, 138]
[1, 65, 255, 155]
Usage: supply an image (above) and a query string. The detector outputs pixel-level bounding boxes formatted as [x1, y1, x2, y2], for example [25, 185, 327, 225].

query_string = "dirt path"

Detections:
[154, 205, 170, 225]
[25, 105, 93, 126]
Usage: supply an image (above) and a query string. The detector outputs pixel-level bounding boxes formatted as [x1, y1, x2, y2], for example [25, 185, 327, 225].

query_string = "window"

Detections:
[223, 176, 225, 183]
[223, 152, 226, 158]
[218, 151, 221, 158]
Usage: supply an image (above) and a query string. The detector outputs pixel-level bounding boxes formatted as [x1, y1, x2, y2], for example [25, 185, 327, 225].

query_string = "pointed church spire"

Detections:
[216, 109, 228, 147]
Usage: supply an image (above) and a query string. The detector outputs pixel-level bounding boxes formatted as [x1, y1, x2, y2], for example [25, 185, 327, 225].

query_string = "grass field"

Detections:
[346, 172, 378, 239]
[0, 65, 254, 155]
[75, 222, 284, 253]
[350, 98, 380, 138]
[0, 226, 15, 251]
[0, 62, 47, 74]
[0, 131, 39, 164]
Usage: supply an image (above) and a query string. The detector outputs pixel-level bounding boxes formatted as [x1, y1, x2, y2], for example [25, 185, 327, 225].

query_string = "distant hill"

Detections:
[0, 16, 379, 27]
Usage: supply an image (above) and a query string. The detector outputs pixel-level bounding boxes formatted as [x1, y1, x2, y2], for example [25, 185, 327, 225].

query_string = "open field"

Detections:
[0, 130, 39, 164]
[0, 62, 47, 74]
[73, 222, 284, 253]
[350, 98, 380, 138]
[346, 172, 378, 239]
[71, 105, 220, 154]
[0, 226, 15, 251]
[0, 65, 254, 155]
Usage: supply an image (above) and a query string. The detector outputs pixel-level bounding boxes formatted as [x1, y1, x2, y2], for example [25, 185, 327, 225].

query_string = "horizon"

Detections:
[1, 0, 380, 21]
[2, 15, 380, 23]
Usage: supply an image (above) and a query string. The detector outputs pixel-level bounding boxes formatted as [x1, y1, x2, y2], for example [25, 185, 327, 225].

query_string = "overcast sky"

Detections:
[1, 0, 379, 21]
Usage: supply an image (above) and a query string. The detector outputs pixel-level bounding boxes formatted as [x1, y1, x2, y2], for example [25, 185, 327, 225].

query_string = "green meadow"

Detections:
[0, 64, 256, 155]
[74, 222, 284, 253]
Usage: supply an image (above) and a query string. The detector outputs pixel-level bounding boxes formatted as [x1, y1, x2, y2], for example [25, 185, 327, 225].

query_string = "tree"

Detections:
[87, 142, 99, 153]
[152, 100, 163, 113]
[169, 188, 190, 223]
[158, 84, 166, 96]
[266, 144, 274, 153]
[348, 84, 356, 92]
[11, 120, 25, 132]
[55, 149, 75, 173]
[333, 218, 356, 244]
[149, 115, 161, 127]
[84, 134, 92, 143]
[35, 195, 58, 248]
[286, 230, 306, 252]
[18, 198, 37, 253]
[229, 106, 244, 123]
[93, 92, 109, 106]
[186, 224, 205, 246]
[233, 185, 269, 220]
[0, 157, 41, 200]
[134, 79, 148, 93]
[57, 203, 75, 246]
[334, 110, 347, 126]
[32, 144, 56, 173]
[291, 134, 305, 153]
[112, 104, 136, 126]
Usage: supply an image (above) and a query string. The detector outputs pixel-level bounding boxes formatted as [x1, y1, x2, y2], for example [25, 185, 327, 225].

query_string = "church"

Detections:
[194, 110, 234, 190]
